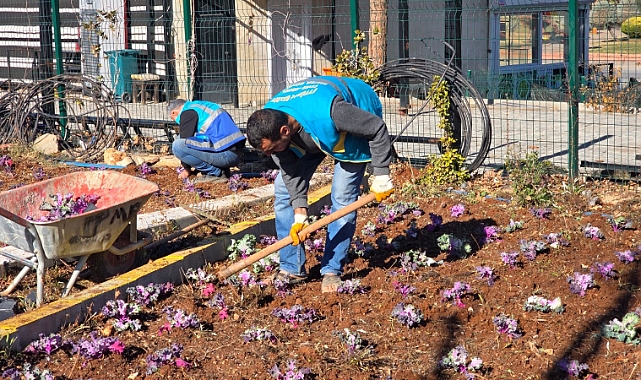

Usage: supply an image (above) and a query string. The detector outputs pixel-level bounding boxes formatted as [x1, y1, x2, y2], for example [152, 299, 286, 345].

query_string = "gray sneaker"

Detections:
[194, 174, 229, 184]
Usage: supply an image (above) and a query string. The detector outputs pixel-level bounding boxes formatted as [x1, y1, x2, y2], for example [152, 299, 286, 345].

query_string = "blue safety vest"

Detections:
[176, 100, 246, 152]
[265, 76, 381, 162]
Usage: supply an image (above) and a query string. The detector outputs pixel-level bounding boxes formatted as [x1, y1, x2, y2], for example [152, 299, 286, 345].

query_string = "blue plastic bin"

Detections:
[105, 50, 140, 102]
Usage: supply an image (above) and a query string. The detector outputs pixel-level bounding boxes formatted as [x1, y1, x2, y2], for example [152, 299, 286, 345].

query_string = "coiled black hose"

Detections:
[374, 57, 492, 172]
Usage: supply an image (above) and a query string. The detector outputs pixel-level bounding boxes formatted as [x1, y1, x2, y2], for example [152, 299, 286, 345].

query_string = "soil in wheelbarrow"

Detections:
[4, 161, 641, 379]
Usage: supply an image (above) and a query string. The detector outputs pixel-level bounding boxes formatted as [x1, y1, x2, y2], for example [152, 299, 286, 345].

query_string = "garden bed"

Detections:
[2, 157, 641, 379]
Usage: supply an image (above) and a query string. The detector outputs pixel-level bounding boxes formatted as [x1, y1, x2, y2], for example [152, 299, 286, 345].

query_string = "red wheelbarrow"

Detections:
[0, 170, 159, 306]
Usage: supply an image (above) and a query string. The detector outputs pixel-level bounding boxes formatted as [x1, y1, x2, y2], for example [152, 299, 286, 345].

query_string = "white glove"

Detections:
[371, 175, 394, 202]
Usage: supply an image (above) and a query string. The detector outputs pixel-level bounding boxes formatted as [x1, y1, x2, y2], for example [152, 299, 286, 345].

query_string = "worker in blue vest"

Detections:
[168, 99, 246, 184]
[246, 76, 394, 293]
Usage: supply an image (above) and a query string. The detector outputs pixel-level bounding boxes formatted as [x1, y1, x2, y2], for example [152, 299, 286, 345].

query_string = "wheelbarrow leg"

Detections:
[0, 257, 36, 296]
[36, 253, 46, 307]
[61, 254, 90, 297]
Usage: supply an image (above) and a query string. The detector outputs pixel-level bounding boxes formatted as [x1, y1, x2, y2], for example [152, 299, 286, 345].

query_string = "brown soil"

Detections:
[2, 149, 641, 379]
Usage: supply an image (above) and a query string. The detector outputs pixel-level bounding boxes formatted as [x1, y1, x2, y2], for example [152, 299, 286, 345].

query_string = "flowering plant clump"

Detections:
[425, 212, 443, 232]
[70, 331, 124, 359]
[126, 282, 174, 307]
[567, 272, 596, 296]
[442, 282, 473, 307]
[33, 167, 46, 181]
[544, 232, 570, 248]
[0, 155, 13, 173]
[590, 262, 616, 280]
[583, 224, 604, 240]
[481, 225, 501, 244]
[136, 162, 155, 178]
[503, 219, 523, 233]
[437, 234, 472, 258]
[393, 280, 416, 298]
[261, 169, 279, 182]
[269, 359, 311, 380]
[304, 238, 324, 253]
[227, 234, 257, 261]
[252, 254, 278, 274]
[615, 249, 638, 264]
[557, 358, 590, 378]
[241, 327, 277, 343]
[237, 269, 263, 288]
[400, 250, 442, 273]
[361, 221, 377, 237]
[519, 239, 547, 261]
[228, 173, 248, 192]
[601, 310, 641, 344]
[162, 306, 200, 329]
[500, 251, 520, 268]
[606, 216, 633, 232]
[320, 204, 332, 217]
[351, 238, 374, 258]
[475, 266, 496, 286]
[333, 328, 374, 357]
[523, 295, 564, 313]
[206, 292, 229, 319]
[272, 305, 317, 327]
[101, 299, 143, 332]
[439, 345, 484, 379]
[146, 343, 190, 375]
[185, 267, 216, 285]
[2, 364, 53, 380]
[375, 201, 421, 224]
[337, 279, 368, 294]
[405, 221, 420, 239]
[29, 193, 100, 222]
[450, 203, 465, 217]
[24, 333, 67, 356]
[529, 207, 551, 219]
[492, 313, 523, 338]
[260, 235, 278, 245]
[390, 302, 424, 327]
[272, 276, 293, 298]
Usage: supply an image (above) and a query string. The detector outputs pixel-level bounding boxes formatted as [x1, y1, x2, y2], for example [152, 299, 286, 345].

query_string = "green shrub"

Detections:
[621, 16, 641, 38]
[505, 151, 554, 207]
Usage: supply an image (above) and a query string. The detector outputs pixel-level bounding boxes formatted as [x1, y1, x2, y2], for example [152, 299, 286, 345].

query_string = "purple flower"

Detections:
[583, 224, 604, 240]
[425, 213, 443, 232]
[523, 296, 564, 313]
[163, 306, 200, 329]
[475, 266, 496, 286]
[441, 282, 472, 307]
[70, 331, 124, 359]
[492, 313, 523, 338]
[136, 163, 155, 178]
[229, 174, 248, 192]
[304, 238, 324, 252]
[615, 249, 638, 264]
[272, 305, 317, 327]
[482, 225, 501, 244]
[393, 280, 416, 298]
[146, 344, 185, 375]
[439, 346, 484, 377]
[500, 251, 520, 268]
[544, 232, 570, 248]
[320, 204, 332, 217]
[0, 155, 13, 173]
[503, 219, 523, 233]
[126, 282, 173, 306]
[591, 262, 616, 279]
[337, 279, 368, 294]
[558, 358, 589, 378]
[24, 333, 67, 355]
[241, 327, 277, 343]
[30, 192, 101, 221]
[567, 272, 596, 296]
[450, 204, 465, 217]
[607, 216, 633, 232]
[405, 222, 419, 239]
[269, 359, 311, 380]
[519, 239, 547, 261]
[261, 169, 279, 182]
[391, 302, 424, 327]
[333, 328, 373, 357]
[33, 167, 46, 180]
[361, 221, 377, 237]
[260, 235, 278, 245]
[529, 207, 551, 219]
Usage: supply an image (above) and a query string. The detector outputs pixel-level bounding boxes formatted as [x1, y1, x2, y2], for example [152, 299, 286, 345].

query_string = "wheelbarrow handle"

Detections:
[216, 193, 377, 280]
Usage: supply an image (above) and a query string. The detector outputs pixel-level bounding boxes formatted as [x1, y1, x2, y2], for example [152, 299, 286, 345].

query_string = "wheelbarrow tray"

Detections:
[0, 170, 159, 259]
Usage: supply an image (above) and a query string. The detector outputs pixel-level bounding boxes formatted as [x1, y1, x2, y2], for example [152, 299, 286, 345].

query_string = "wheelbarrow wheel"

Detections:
[87, 231, 148, 281]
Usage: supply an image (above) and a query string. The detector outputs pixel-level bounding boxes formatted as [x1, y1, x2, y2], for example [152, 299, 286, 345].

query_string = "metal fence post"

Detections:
[350, 0, 359, 37]
[568, 0, 579, 179]
[51, 0, 68, 138]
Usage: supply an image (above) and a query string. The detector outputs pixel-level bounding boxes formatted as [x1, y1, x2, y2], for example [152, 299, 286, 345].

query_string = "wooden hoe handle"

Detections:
[216, 192, 377, 280]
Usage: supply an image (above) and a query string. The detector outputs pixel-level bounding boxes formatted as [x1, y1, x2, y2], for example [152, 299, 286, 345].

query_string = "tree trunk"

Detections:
[369, 0, 388, 68]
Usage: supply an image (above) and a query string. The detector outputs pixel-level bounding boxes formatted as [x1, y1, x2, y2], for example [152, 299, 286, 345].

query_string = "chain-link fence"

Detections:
[0, 0, 639, 177]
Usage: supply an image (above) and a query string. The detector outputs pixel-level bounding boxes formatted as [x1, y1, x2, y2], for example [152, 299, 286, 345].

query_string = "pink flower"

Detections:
[175, 358, 191, 369]
[218, 307, 229, 320]
[109, 340, 125, 354]
[201, 283, 216, 297]
[158, 322, 172, 335]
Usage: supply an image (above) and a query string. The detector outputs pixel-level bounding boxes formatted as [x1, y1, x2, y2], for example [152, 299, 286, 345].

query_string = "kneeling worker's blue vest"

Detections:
[265, 76, 381, 163]
[176, 100, 246, 152]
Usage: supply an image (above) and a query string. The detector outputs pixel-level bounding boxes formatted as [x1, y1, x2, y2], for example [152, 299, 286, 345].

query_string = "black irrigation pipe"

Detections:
[0, 74, 128, 162]
[374, 57, 492, 172]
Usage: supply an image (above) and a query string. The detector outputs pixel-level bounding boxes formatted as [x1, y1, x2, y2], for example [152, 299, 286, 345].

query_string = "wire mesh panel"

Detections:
[0, 0, 638, 175]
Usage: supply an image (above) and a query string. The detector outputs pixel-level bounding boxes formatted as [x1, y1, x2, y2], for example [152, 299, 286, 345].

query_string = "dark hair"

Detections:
[167, 99, 186, 114]
[246, 109, 288, 148]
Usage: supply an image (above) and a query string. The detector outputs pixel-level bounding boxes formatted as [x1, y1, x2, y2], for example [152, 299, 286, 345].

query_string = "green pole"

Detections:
[183, 0, 192, 99]
[350, 0, 359, 37]
[51, 0, 67, 138]
[567, 0, 579, 179]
